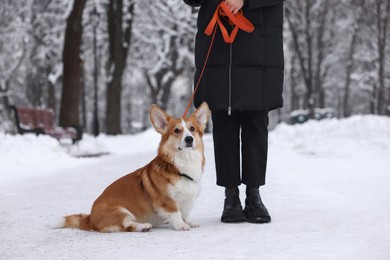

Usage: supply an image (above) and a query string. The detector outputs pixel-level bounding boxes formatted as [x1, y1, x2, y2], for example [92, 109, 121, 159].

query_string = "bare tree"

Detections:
[0, 0, 29, 96]
[59, 0, 87, 129]
[26, 0, 67, 110]
[355, 0, 390, 115]
[285, 0, 337, 117]
[132, 0, 196, 111]
[342, 0, 365, 117]
[0, 0, 29, 132]
[143, 27, 184, 111]
[374, 0, 390, 115]
[105, 0, 134, 135]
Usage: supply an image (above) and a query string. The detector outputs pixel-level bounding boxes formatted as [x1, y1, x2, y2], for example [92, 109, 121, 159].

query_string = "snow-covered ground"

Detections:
[1, 115, 390, 259]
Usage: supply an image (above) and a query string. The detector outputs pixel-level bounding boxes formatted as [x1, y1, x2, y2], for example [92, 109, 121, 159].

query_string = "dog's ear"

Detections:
[149, 104, 170, 134]
[191, 102, 210, 131]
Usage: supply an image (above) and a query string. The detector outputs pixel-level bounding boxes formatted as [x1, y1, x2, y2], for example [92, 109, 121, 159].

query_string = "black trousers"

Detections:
[212, 110, 269, 187]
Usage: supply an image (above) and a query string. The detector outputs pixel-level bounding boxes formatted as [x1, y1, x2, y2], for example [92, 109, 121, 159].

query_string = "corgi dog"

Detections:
[61, 102, 210, 232]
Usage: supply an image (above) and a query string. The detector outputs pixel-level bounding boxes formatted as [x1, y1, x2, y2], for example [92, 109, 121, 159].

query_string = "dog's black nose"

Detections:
[185, 136, 193, 144]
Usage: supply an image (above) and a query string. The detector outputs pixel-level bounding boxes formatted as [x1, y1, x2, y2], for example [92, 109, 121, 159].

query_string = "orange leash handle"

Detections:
[182, 2, 255, 118]
[205, 1, 254, 43]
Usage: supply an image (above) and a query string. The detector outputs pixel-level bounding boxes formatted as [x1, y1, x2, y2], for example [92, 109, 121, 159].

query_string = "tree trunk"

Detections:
[286, 1, 314, 115]
[80, 59, 87, 130]
[47, 66, 56, 112]
[375, 0, 389, 115]
[145, 69, 179, 112]
[92, 6, 100, 136]
[59, 0, 87, 128]
[160, 76, 175, 111]
[343, 23, 360, 118]
[304, 1, 314, 117]
[314, 2, 329, 109]
[146, 71, 175, 111]
[105, 0, 134, 135]
[289, 53, 300, 110]
[371, 84, 377, 114]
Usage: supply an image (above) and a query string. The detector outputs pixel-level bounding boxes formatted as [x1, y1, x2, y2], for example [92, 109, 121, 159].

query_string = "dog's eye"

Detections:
[189, 126, 195, 132]
[174, 128, 181, 134]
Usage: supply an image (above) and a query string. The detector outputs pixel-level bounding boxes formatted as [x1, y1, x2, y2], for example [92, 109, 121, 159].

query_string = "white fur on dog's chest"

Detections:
[169, 178, 200, 203]
[173, 150, 203, 183]
[169, 150, 203, 205]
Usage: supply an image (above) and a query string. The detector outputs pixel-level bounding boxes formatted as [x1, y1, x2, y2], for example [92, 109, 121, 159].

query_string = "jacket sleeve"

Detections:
[244, 0, 284, 10]
[182, 0, 204, 7]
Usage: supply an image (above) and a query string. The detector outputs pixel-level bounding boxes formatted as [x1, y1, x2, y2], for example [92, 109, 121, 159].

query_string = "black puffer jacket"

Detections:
[183, 0, 284, 112]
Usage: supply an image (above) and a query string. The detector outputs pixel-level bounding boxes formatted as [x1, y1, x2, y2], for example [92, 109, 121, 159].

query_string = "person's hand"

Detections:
[224, 0, 244, 14]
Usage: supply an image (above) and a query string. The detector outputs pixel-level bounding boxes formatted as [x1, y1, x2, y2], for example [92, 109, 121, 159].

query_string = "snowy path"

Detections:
[1, 116, 390, 259]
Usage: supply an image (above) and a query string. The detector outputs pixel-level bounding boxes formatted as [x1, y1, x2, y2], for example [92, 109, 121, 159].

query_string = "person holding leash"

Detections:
[183, 0, 284, 223]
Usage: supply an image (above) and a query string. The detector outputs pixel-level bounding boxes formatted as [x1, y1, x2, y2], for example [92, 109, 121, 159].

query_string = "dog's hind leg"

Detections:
[92, 206, 152, 232]
[119, 207, 152, 232]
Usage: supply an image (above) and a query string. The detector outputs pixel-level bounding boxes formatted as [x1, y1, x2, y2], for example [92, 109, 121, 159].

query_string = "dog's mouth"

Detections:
[178, 144, 194, 151]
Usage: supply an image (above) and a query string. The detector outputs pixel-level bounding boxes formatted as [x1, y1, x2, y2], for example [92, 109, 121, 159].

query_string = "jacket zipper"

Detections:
[228, 42, 232, 115]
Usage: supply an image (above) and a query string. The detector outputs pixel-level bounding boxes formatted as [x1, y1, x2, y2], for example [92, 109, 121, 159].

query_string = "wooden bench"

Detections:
[10, 105, 82, 143]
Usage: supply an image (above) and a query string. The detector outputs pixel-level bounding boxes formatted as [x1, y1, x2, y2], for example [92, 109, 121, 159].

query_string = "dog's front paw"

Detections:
[173, 222, 191, 231]
[185, 220, 199, 228]
[136, 223, 152, 232]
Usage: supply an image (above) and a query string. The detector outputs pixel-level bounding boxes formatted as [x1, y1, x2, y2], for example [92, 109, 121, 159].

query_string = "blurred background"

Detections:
[0, 0, 389, 137]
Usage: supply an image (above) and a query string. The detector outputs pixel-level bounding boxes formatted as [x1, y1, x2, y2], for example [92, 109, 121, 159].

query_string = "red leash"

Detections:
[182, 2, 255, 118]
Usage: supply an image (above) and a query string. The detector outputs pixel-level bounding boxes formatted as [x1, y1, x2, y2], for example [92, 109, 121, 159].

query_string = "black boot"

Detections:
[221, 187, 246, 223]
[243, 186, 271, 223]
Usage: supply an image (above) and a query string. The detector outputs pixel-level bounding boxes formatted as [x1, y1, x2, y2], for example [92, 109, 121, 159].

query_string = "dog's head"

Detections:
[149, 102, 210, 160]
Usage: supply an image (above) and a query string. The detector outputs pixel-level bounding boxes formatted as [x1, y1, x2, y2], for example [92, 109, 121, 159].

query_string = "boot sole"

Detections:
[246, 216, 271, 224]
[221, 216, 247, 223]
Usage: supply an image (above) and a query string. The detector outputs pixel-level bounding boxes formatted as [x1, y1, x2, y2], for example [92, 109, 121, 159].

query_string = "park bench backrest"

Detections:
[16, 106, 55, 131]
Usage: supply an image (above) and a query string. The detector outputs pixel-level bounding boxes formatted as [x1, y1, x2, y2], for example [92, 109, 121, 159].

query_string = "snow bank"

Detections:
[270, 115, 390, 155]
[0, 133, 78, 183]
[1, 115, 388, 184]
[0, 129, 160, 184]
[93, 128, 160, 156]
[63, 129, 159, 158]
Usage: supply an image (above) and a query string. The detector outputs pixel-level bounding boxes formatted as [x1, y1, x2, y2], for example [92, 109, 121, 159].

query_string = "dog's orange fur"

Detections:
[63, 102, 210, 232]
